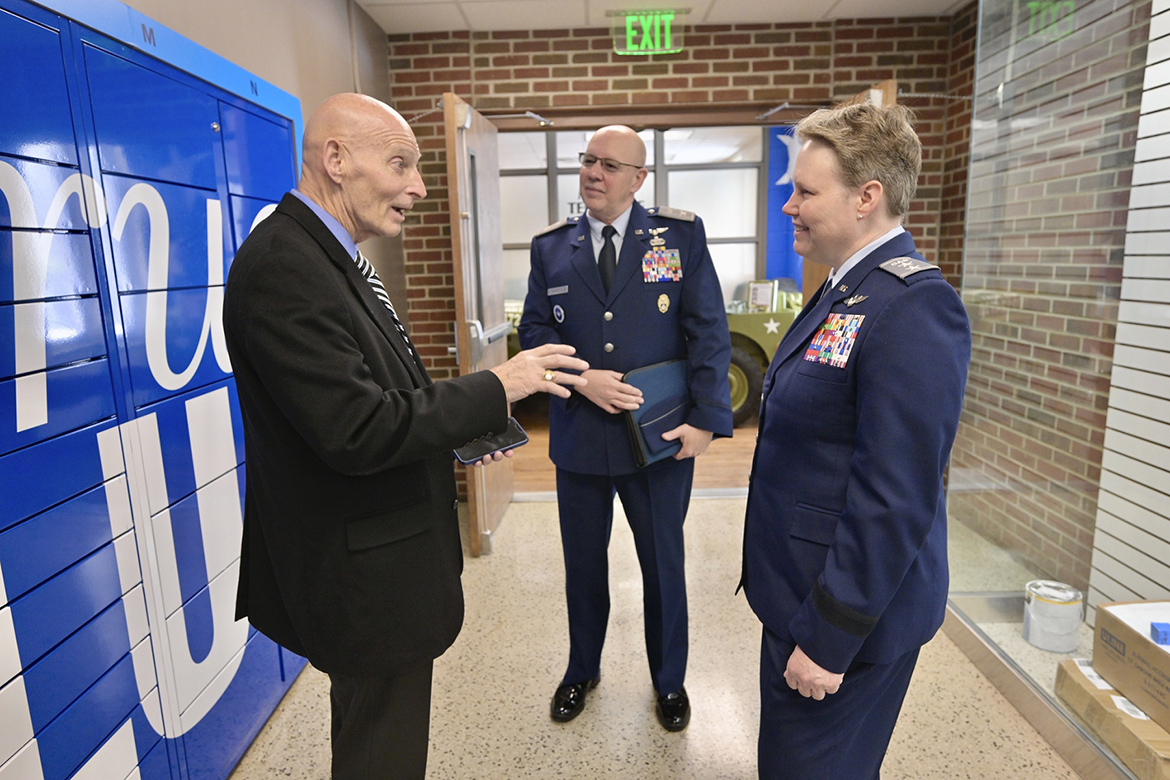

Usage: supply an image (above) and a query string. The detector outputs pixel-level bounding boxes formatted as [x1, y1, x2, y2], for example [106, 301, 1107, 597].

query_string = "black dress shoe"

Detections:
[550, 677, 599, 722]
[656, 687, 690, 731]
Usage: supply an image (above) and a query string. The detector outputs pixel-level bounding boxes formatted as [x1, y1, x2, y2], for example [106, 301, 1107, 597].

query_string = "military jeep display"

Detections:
[725, 282, 802, 426]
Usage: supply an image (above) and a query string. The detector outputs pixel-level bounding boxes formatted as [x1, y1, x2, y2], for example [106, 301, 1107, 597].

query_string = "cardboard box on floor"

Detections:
[1055, 659, 1170, 780]
[1094, 602, 1170, 735]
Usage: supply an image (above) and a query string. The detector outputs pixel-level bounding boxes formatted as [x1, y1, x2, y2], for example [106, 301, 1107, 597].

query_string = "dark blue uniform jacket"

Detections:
[741, 231, 971, 673]
[518, 201, 733, 476]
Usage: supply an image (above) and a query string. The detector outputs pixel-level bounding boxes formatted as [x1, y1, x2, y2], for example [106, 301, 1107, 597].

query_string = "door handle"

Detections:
[483, 321, 512, 345]
[465, 320, 513, 365]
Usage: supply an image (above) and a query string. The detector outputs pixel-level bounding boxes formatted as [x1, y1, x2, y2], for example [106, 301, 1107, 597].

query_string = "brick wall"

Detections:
[940, 3, 979, 284]
[948, 0, 1151, 591]
[387, 10, 979, 383]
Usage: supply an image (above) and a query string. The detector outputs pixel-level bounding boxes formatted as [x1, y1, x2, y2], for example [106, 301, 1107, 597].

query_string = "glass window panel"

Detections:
[664, 126, 763, 164]
[709, 243, 758, 306]
[637, 172, 656, 208]
[555, 129, 655, 170]
[556, 172, 656, 220]
[503, 248, 532, 302]
[500, 175, 550, 244]
[498, 132, 547, 170]
[555, 131, 591, 170]
[556, 173, 585, 219]
[668, 169, 757, 238]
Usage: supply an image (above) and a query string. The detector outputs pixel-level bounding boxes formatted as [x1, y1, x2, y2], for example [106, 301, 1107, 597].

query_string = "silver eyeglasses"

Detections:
[579, 152, 641, 174]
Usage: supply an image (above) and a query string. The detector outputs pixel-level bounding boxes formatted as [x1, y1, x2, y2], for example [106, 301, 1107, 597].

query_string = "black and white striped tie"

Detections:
[355, 251, 414, 355]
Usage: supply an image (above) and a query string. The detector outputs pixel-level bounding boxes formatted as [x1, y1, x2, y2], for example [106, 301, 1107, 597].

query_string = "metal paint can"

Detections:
[1023, 580, 1084, 653]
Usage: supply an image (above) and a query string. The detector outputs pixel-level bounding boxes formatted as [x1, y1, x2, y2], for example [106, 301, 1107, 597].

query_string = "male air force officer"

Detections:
[519, 125, 732, 731]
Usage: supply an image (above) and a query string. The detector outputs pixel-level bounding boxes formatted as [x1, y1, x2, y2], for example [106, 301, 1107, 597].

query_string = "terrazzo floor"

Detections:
[229, 498, 1080, 779]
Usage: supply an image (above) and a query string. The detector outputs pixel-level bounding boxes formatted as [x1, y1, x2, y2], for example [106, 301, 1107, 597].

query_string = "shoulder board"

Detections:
[647, 206, 695, 222]
[537, 216, 579, 236]
[878, 256, 938, 280]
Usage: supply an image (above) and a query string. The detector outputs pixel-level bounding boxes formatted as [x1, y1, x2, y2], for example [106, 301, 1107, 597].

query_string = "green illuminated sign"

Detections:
[1026, 1, 1075, 41]
[612, 10, 687, 56]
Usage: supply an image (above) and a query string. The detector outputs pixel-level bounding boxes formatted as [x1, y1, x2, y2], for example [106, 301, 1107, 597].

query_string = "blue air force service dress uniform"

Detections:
[740, 231, 971, 779]
[519, 201, 733, 695]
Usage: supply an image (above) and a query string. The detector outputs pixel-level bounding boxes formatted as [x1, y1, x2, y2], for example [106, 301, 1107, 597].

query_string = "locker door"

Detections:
[0, 5, 77, 166]
[220, 102, 296, 276]
[86, 44, 233, 410]
[0, 7, 150, 780]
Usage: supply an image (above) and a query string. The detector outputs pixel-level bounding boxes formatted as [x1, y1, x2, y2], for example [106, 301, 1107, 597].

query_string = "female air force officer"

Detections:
[740, 102, 971, 779]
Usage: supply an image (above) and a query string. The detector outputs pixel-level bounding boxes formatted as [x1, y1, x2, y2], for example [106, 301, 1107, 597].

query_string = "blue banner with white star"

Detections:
[766, 126, 801, 284]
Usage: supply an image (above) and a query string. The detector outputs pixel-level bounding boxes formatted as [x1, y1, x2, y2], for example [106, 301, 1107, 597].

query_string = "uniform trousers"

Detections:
[758, 627, 919, 780]
[555, 456, 694, 695]
[329, 660, 433, 780]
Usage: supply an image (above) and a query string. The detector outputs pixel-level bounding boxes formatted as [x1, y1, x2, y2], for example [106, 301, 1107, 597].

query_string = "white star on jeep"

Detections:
[764, 318, 781, 334]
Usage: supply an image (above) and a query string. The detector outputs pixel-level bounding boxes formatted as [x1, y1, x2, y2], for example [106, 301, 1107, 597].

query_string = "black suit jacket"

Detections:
[223, 193, 507, 678]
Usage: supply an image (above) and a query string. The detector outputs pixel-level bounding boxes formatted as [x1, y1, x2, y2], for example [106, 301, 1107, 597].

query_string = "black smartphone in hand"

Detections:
[453, 416, 529, 464]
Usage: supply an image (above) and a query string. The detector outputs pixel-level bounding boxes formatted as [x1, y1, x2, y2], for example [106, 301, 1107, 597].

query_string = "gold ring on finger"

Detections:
[544, 370, 556, 382]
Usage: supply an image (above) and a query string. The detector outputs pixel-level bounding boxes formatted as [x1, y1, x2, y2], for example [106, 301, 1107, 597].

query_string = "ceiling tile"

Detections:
[703, 0, 827, 24]
[364, 3, 470, 33]
[363, 0, 451, 6]
[826, 0, 966, 20]
[460, 0, 587, 30]
[587, 0, 714, 28]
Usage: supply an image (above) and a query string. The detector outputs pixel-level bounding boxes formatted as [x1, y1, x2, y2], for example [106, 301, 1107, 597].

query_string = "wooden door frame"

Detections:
[443, 92, 513, 557]
[482, 81, 896, 306]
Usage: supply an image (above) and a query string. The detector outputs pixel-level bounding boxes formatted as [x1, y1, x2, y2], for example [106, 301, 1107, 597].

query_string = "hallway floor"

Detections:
[229, 496, 1080, 779]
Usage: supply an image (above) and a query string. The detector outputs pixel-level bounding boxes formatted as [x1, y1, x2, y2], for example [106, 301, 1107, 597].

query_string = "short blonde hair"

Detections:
[795, 102, 921, 218]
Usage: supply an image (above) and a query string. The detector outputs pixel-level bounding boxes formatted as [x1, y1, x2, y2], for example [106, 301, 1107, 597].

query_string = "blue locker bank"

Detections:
[1, 1, 305, 778]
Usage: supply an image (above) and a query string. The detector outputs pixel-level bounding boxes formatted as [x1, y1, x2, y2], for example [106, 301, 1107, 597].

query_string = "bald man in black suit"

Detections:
[223, 93, 588, 779]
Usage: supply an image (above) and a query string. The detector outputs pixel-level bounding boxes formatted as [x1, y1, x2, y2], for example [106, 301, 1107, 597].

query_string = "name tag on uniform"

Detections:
[547, 285, 569, 296]
[642, 249, 682, 282]
[804, 313, 864, 368]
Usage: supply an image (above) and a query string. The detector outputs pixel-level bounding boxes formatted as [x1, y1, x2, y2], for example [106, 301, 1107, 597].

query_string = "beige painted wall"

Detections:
[119, 0, 410, 314]
[119, 0, 389, 117]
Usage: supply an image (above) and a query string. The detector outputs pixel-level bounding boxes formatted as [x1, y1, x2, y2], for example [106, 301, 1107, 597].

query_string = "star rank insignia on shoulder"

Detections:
[879, 256, 937, 279]
[646, 206, 696, 222]
[537, 215, 579, 236]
